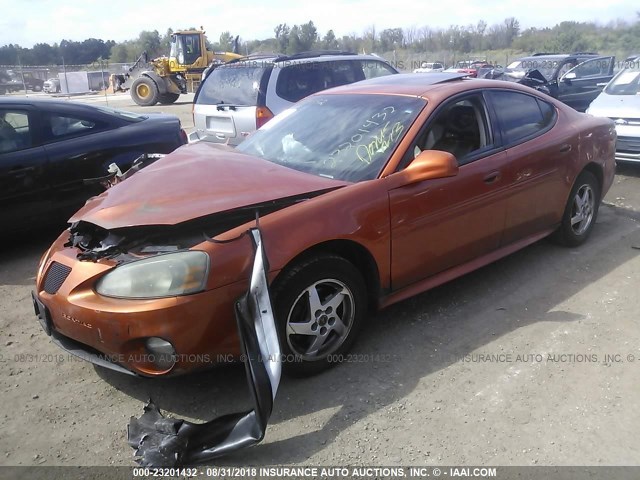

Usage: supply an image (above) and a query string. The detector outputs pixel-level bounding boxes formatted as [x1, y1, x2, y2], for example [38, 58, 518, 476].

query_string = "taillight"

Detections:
[179, 129, 188, 145]
[256, 106, 274, 129]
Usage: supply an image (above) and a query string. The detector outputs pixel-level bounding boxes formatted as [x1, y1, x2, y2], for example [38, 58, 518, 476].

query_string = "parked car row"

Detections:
[410, 53, 639, 164]
[587, 55, 640, 163]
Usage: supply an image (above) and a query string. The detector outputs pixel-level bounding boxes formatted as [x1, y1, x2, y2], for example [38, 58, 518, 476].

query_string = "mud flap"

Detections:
[127, 228, 281, 466]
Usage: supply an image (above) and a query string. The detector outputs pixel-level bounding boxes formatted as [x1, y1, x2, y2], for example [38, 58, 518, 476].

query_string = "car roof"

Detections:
[317, 73, 556, 102]
[516, 53, 600, 62]
[318, 72, 468, 97]
[224, 52, 390, 68]
[0, 97, 98, 110]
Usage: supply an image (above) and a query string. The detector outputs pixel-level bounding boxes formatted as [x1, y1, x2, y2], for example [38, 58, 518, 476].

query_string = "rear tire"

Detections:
[130, 76, 159, 106]
[158, 93, 180, 105]
[551, 171, 600, 247]
[272, 254, 367, 376]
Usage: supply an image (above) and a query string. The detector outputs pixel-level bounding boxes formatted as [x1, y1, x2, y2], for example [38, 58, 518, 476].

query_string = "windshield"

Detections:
[93, 105, 146, 122]
[197, 65, 268, 106]
[236, 94, 424, 182]
[507, 60, 556, 81]
[604, 62, 640, 95]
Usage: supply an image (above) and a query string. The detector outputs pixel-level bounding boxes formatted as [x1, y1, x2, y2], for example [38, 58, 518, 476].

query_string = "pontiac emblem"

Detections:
[62, 312, 93, 329]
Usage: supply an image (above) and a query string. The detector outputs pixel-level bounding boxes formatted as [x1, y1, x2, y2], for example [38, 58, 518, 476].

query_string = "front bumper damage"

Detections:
[127, 228, 282, 465]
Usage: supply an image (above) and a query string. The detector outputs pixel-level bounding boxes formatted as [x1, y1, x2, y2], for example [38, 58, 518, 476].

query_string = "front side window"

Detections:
[413, 94, 491, 164]
[489, 91, 556, 145]
[568, 57, 612, 79]
[237, 94, 425, 182]
[0, 110, 32, 154]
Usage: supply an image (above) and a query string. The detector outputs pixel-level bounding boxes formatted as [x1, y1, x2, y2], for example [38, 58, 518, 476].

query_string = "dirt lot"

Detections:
[1, 95, 640, 470]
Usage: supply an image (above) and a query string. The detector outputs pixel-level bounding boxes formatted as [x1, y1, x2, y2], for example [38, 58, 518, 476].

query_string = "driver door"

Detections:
[388, 93, 510, 290]
[557, 57, 615, 111]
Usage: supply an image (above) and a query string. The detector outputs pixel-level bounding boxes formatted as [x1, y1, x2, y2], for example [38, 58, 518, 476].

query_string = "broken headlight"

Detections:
[96, 251, 209, 299]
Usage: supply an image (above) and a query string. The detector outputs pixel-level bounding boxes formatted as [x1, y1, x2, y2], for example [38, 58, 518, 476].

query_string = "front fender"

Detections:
[141, 71, 168, 94]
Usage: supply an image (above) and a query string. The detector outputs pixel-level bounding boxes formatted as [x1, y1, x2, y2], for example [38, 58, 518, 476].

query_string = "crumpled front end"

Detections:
[33, 227, 247, 377]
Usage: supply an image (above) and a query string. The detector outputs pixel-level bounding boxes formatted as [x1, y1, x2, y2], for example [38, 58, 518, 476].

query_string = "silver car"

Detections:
[586, 57, 640, 163]
[190, 52, 398, 145]
[43, 77, 61, 94]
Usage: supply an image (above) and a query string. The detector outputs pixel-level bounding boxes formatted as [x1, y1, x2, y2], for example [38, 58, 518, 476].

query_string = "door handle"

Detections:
[483, 171, 500, 184]
[559, 144, 572, 153]
[9, 166, 35, 178]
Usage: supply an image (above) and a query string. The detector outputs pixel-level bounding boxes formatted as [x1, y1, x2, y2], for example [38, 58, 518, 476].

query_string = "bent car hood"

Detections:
[70, 142, 347, 230]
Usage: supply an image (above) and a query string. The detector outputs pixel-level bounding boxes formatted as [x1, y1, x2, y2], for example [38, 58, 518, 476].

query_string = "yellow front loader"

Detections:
[118, 29, 242, 106]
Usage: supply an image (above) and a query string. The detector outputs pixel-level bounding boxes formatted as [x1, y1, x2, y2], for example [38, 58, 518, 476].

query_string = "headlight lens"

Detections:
[96, 251, 209, 299]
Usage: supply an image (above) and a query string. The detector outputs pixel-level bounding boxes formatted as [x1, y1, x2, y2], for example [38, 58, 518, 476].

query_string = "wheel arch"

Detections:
[272, 239, 381, 313]
[582, 162, 604, 198]
[140, 71, 167, 94]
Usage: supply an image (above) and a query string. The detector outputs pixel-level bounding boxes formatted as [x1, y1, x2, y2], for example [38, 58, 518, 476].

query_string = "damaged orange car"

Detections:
[33, 73, 616, 377]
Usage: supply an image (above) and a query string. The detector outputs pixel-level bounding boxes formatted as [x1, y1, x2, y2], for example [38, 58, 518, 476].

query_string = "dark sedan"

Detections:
[488, 54, 615, 111]
[0, 98, 187, 232]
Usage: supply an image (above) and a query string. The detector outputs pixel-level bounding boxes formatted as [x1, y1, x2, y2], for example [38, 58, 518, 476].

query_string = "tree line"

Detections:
[1, 15, 639, 67]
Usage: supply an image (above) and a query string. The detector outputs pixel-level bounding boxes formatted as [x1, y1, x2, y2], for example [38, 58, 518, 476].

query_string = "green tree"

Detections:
[322, 30, 338, 50]
[274, 23, 290, 53]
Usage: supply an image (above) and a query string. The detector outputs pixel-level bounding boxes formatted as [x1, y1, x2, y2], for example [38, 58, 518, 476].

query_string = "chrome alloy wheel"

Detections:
[285, 279, 355, 360]
[570, 184, 595, 236]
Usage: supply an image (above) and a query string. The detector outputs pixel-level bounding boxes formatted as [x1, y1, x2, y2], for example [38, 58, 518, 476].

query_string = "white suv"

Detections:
[190, 52, 398, 145]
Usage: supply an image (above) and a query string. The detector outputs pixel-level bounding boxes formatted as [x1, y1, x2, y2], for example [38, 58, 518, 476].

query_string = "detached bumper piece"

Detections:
[127, 228, 281, 466]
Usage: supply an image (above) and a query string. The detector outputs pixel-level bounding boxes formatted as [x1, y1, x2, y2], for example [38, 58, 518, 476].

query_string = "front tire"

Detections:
[551, 170, 600, 247]
[273, 254, 367, 376]
[130, 76, 159, 106]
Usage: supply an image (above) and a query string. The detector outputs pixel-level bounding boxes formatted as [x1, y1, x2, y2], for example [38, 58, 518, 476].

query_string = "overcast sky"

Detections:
[1, 0, 638, 47]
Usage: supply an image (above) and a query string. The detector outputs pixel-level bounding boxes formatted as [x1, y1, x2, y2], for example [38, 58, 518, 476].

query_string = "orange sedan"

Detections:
[33, 73, 616, 377]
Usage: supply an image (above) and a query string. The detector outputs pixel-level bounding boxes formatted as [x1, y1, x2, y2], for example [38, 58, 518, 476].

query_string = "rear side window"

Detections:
[360, 60, 397, 79]
[276, 60, 367, 103]
[489, 91, 556, 145]
[197, 65, 268, 106]
[46, 114, 103, 140]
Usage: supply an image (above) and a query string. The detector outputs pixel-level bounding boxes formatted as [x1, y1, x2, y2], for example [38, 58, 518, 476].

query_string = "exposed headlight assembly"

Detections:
[96, 251, 209, 299]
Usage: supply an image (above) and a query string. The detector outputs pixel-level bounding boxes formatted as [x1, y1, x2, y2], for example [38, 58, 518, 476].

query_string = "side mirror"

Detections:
[562, 72, 577, 83]
[393, 150, 458, 186]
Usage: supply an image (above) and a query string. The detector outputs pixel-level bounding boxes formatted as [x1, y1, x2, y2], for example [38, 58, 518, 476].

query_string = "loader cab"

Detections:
[169, 32, 204, 70]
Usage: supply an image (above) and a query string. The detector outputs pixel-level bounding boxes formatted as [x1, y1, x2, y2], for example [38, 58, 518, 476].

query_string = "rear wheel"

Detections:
[551, 171, 600, 247]
[273, 254, 367, 376]
[158, 93, 180, 104]
[33, 84, 42, 92]
[130, 76, 159, 106]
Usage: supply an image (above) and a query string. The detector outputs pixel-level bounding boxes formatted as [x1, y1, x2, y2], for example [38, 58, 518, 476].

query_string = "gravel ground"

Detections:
[1, 96, 639, 472]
